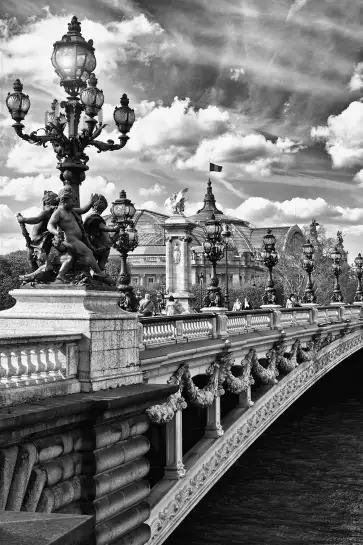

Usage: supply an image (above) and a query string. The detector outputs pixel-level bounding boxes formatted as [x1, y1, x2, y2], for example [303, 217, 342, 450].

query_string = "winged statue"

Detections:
[164, 188, 189, 215]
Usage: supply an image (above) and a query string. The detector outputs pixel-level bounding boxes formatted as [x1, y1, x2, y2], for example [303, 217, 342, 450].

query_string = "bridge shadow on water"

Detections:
[164, 348, 363, 545]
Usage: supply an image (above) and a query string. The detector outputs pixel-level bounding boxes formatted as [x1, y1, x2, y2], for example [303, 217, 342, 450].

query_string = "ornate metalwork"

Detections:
[111, 191, 139, 311]
[261, 229, 279, 306]
[302, 239, 317, 304]
[330, 245, 343, 303]
[202, 214, 225, 307]
[354, 253, 363, 303]
[6, 17, 135, 208]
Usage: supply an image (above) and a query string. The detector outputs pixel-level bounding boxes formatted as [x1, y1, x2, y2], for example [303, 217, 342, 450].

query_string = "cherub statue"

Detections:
[16, 190, 59, 271]
[47, 187, 114, 285]
[164, 188, 189, 215]
[84, 194, 120, 271]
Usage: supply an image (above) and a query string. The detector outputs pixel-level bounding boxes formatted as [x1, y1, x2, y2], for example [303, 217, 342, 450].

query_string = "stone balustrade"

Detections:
[139, 314, 215, 348]
[0, 333, 82, 405]
[140, 305, 363, 349]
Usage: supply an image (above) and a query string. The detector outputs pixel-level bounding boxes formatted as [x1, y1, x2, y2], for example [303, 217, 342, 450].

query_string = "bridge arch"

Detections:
[147, 326, 363, 545]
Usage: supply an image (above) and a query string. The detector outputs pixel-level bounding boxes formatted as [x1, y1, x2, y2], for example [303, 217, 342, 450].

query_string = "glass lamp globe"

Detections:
[51, 16, 96, 96]
[80, 73, 104, 117]
[114, 94, 136, 135]
[111, 190, 136, 224]
[6, 80, 30, 122]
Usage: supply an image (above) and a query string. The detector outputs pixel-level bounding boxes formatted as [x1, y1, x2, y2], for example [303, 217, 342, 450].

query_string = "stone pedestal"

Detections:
[0, 286, 143, 392]
[163, 215, 197, 313]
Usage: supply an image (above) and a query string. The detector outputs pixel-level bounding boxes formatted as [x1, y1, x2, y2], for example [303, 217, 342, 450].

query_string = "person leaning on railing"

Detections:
[138, 293, 156, 317]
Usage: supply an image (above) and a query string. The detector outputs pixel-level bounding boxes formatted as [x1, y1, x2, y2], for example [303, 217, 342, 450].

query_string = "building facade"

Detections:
[107, 180, 304, 289]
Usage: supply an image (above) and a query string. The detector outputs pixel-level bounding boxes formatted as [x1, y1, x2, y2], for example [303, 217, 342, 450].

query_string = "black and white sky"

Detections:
[1, 0, 363, 258]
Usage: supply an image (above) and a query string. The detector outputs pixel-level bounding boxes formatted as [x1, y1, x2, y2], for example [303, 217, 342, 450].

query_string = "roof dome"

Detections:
[187, 178, 253, 229]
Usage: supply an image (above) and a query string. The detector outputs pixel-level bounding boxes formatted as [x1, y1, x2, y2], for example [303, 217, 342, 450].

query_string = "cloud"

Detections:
[286, 0, 311, 22]
[139, 200, 165, 213]
[229, 68, 245, 82]
[0, 236, 24, 255]
[0, 204, 19, 234]
[0, 13, 168, 99]
[311, 101, 363, 171]
[0, 174, 116, 204]
[348, 63, 363, 92]
[139, 183, 165, 196]
[225, 196, 363, 227]
[176, 131, 302, 173]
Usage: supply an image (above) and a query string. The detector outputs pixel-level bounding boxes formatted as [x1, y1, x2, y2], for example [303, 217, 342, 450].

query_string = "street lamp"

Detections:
[198, 272, 204, 310]
[354, 253, 363, 303]
[221, 223, 232, 310]
[5, 16, 135, 207]
[330, 245, 343, 304]
[111, 190, 139, 311]
[301, 239, 316, 304]
[202, 214, 225, 307]
[261, 229, 279, 306]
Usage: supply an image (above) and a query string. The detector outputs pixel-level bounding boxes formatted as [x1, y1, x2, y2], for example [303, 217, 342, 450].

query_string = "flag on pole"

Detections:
[209, 162, 222, 172]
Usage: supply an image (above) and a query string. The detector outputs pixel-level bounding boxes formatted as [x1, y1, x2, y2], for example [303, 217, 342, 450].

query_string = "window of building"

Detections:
[131, 277, 138, 285]
[148, 277, 155, 285]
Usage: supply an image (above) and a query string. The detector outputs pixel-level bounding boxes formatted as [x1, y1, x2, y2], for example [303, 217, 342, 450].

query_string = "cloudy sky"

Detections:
[1, 0, 363, 260]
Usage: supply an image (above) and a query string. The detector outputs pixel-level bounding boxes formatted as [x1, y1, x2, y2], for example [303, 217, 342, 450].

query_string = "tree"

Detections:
[0, 251, 30, 310]
[273, 224, 355, 306]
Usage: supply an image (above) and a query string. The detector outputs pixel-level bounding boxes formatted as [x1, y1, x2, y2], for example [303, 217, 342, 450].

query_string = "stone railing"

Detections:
[225, 309, 273, 335]
[0, 333, 82, 405]
[139, 304, 363, 348]
[140, 314, 215, 347]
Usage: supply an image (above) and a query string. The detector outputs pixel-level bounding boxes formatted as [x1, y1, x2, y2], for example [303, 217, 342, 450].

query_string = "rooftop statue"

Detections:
[164, 188, 189, 215]
[47, 187, 114, 285]
[309, 218, 319, 241]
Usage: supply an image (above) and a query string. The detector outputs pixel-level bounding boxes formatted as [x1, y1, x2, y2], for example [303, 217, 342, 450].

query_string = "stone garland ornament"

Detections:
[273, 339, 299, 373]
[149, 326, 363, 543]
[208, 349, 255, 396]
[251, 348, 279, 384]
[146, 391, 187, 425]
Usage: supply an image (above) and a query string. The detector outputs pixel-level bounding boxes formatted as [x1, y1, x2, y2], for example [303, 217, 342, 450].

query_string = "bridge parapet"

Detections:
[0, 333, 82, 405]
[139, 305, 363, 350]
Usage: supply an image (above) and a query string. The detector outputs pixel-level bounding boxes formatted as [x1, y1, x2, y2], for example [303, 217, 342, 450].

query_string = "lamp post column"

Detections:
[354, 254, 363, 304]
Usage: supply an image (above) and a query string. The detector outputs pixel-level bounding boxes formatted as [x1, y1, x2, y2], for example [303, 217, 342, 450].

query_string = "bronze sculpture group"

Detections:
[17, 188, 118, 287]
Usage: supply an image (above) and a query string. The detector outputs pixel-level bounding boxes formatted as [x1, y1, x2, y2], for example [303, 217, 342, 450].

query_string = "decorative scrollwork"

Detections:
[183, 363, 220, 407]
[218, 349, 255, 395]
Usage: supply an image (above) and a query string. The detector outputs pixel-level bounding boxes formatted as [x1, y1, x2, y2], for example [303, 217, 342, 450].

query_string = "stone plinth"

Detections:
[0, 287, 143, 393]
[163, 215, 197, 313]
[0, 512, 93, 545]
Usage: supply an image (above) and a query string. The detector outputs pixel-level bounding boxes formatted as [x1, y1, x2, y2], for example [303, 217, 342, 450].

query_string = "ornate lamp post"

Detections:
[221, 224, 232, 311]
[330, 245, 343, 304]
[110, 190, 139, 311]
[261, 229, 279, 306]
[5, 16, 135, 207]
[202, 214, 225, 307]
[198, 272, 204, 310]
[354, 253, 363, 303]
[301, 239, 316, 304]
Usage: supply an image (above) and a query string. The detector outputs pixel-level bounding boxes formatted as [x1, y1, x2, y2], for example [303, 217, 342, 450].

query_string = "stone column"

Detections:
[237, 388, 254, 408]
[205, 397, 224, 439]
[163, 215, 197, 313]
[164, 410, 186, 480]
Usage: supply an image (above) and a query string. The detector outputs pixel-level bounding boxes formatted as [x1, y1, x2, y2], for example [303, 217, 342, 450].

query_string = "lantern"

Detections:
[263, 229, 276, 251]
[204, 214, 222, 242]
[6, 80, 30, 122]
[114, 94, 136, 135]
[302, 239, 314, 258]
[51, 16, 96, 96]
[80, 73, 104, 117]
[111, 190, 136, 224]
[355, 253, 363, 269]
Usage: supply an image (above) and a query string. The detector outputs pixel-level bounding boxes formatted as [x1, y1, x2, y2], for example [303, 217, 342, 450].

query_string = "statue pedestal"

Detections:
[0, 286, 143, 393]
[163, 214, 197, 313]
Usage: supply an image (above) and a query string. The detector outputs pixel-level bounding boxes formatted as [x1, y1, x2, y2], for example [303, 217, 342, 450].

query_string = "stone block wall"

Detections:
[0, 384, 177, 545]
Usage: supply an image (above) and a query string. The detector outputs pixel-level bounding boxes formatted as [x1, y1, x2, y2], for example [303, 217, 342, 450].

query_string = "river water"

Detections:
[165, 350, 363, 545]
